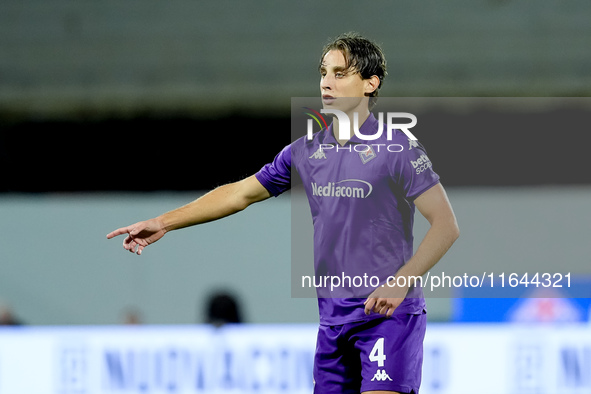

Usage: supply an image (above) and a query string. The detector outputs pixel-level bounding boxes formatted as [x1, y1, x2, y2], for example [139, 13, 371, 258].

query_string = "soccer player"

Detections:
[107, 32, 459, 394]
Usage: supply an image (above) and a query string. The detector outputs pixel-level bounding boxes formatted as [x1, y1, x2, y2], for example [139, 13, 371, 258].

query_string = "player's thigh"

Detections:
[313, 324, 362, 394]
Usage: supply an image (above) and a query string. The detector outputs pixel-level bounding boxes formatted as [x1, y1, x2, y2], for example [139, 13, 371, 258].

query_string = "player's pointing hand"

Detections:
[106, 218, 166, 255]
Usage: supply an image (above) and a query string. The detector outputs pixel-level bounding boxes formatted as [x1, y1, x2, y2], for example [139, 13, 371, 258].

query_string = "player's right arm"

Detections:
[106, 175, 271, 255]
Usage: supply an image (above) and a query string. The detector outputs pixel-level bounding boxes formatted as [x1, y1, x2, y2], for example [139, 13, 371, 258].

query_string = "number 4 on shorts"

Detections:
[369, 338, 386, 367]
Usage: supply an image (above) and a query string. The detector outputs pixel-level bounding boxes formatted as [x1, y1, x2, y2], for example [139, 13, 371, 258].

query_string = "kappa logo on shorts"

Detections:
[371, 369, 393, 382]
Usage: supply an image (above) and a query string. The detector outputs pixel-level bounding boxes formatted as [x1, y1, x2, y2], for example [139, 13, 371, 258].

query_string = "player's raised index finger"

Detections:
[106, 227, 131, 239]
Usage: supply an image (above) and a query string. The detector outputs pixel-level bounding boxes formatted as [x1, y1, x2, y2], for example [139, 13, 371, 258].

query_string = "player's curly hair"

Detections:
[319, 32, 387, 108]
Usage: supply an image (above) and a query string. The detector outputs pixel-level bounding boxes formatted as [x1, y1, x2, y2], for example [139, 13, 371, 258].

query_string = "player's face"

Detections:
[320, 50, 373, 113]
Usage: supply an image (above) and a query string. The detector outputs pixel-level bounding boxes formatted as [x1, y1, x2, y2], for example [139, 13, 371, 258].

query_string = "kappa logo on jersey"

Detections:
[309, 146, 327, 160]
[311, 179, 373, 199]
[371, 369, 393, 382]
[358, 145, 377, 164]
[408, 138, 419, 150]
[410, 153, 433, 175]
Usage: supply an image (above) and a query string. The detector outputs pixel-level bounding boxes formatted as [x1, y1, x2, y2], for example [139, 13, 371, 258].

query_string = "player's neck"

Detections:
[333, 109, 370, 146]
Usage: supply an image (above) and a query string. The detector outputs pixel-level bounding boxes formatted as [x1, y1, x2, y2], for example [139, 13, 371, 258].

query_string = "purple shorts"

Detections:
[313, 312, 426, 394]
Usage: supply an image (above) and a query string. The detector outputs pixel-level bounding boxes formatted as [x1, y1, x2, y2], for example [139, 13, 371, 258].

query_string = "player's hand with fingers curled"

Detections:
[106, 218, 167, 255]
[364, 279, 409, 318]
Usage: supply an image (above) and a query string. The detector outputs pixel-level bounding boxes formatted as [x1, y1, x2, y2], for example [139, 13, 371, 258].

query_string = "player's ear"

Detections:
[364, 75, 380, 95]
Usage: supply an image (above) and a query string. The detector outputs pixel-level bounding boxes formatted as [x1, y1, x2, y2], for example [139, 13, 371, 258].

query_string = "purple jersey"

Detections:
[256, 113, 440, 325]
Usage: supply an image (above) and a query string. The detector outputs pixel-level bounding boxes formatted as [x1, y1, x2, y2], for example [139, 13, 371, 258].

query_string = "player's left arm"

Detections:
[364, 182, 459, 317]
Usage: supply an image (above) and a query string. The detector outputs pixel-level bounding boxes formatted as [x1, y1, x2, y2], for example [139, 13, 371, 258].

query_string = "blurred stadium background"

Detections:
[1, 1, 590, 393]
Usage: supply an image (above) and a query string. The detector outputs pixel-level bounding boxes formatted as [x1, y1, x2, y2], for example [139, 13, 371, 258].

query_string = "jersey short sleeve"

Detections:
[255, 144, 292, 197]
[392, 139, 440, 201]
